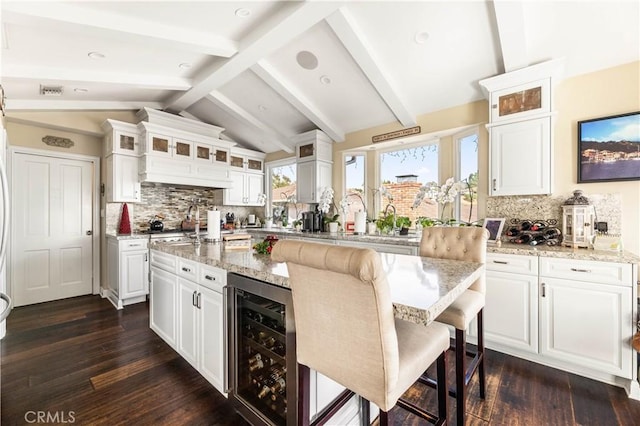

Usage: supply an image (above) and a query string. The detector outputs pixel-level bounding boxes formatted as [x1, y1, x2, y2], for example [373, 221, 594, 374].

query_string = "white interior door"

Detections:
[11, 152, 94, 306]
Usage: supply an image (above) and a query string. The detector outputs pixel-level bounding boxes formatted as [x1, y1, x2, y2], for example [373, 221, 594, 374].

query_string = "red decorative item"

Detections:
[118, 203, 132, 234]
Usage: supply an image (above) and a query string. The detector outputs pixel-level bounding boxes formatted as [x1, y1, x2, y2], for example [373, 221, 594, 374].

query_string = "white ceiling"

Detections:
[2, 1, 639, 153]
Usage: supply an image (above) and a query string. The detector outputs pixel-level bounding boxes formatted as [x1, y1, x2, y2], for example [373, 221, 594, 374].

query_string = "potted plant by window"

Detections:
[323, 214, 340, 233]
[396, 216, 412, 235]
[375, 214, 395, 235]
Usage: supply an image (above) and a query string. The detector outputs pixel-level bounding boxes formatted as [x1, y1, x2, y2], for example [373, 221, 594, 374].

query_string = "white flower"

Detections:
[257, 193, 267, 206]
[319, 187, 334, 214]
[413, 177, 463, 208]
[339, 197, 350, 216]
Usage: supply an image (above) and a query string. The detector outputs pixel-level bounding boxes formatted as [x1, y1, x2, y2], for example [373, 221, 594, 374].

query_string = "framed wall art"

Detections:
[578, 111, 640, 183]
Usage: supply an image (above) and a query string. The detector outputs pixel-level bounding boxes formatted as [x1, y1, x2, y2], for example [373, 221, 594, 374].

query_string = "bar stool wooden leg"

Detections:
[478, 310, 486, 399]
[379, 410, 389, 426]
[455, 328, 466, 426]
[437, 351, 448, 422]
[299, 364, 311, 426]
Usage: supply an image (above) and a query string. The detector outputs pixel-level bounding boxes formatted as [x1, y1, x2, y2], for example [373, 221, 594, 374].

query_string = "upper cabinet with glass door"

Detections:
[194, 141, 230, 167]
[229, 147, 265, 174]
[102, 120, 140, 156]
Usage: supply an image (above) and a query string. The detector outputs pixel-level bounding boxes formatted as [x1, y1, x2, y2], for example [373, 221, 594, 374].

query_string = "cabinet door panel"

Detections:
[540, 278, 632, 378]
[296, 161, 315, 203]
[485, 271, 538, 353]
[150, 266, 177, 348]
[490, 117, 550, 196]
[245, 174, 264, 206]
[177, 278, 199, 368]
[121, 250, 148, 298]
[224, 171, 245, 205]
[199, 286, 225, 393]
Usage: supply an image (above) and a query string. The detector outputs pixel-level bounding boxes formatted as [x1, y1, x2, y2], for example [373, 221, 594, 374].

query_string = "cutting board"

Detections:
[223, 234, 252, 241]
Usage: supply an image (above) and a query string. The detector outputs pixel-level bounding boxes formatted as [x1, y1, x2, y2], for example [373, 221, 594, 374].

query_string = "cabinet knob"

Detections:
[491, 104, 497, 109]
[205, 275, 216, 281]
[492, 179, 497, 192]
[492, 260, 508, 265]
[182, 266, 191, 273]
[541, 283, 546, 297]
[570, 268, 591, 273]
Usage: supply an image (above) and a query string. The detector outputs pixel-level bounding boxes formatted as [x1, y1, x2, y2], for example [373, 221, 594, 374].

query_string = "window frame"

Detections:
[453, 127, 479, 223]
[375, 137, 440, 219]
[265, 157, 297, 218]
[342, 151, 368, 219]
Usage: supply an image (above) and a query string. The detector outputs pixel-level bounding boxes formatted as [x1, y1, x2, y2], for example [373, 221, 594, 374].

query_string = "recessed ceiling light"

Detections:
[74, 88, 88, 93]
[414, 31, 430, 45]
[319, 75, 331, 85]
[178, 62, 192, 69]
[235, 8, 251, 18]
[88, 51, 105, 59]
[296, 51, 318, 70]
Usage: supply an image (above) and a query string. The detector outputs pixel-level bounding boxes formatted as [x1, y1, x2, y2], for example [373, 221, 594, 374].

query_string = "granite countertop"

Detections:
[150, 240, 484, 326]
[245, 229, 639, 264]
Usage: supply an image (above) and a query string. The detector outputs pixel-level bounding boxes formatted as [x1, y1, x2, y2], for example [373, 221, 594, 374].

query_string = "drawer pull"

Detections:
[205, 275, 216, 281]
[129, 244, 141, 247]
[182, 267, 192, 273]
[493, 260, 508, 265]
[570, 268, 591, 273]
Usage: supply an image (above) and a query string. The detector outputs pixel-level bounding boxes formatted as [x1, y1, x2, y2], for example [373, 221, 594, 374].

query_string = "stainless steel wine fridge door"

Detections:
[227, 273, 296, 426]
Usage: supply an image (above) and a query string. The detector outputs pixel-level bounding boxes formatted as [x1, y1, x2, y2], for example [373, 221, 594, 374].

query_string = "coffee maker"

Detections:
[301, 210, 323, 232]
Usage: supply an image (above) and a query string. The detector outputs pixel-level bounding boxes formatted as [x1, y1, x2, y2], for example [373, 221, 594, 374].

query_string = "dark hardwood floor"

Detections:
[2, 295, 639, 425]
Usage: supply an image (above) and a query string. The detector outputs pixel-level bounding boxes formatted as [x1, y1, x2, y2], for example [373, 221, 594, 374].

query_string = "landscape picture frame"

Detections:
[483, 218, 505, 244]
[577, 111, 640, 183]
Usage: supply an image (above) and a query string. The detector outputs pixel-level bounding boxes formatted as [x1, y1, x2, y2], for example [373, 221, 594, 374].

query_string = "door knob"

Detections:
[86, 230, 93, 235]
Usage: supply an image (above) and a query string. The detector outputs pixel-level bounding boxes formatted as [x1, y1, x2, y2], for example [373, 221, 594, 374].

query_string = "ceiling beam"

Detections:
[3, 65, 192, 91]
[251, 60, 344, 143]
[325, 7, 416, 128]
[5, 100, 163, 111]
[2, 2, 237, 57]
[164, 1, 342, 113]
[491, 0, 529, 72]
[205, 92, 294, 154]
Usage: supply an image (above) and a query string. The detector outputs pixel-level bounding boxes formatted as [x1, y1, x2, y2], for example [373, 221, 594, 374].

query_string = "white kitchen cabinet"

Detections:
[105, 237, 149, 309]
[539, 257, 633, 378]
[297, 160, 332, 204]
[489, 117, 551, 196]
[137, 121, 235, 188]
[484, 253, 539, 353]
[149, 249, 227, 394]
[102, 119, 141, 203]
[150, 265, 178, 349]
[479, 59, 563, 197]
[178, 277, 199, 367]
[483, 252, 637, 390]
[229, 147, 265, 173]
[105, 154, 141, 203]
[103, 120, 140, 156]
[293, 130, 333, 163]
[220, 171, 264, 206]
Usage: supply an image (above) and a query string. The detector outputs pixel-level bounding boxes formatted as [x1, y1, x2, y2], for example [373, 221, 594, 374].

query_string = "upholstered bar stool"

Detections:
[271, 240, 450, 426]
[420, 226, 489, 426]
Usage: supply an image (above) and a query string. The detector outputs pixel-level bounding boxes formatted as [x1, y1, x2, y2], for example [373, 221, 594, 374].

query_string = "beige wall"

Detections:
[6, 121, 103, 157]
[553, 61, 640, 255]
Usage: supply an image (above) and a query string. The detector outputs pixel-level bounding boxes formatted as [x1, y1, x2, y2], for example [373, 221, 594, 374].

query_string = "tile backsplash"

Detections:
[106, 182, 264, 234]
[486, 192, 621, 236]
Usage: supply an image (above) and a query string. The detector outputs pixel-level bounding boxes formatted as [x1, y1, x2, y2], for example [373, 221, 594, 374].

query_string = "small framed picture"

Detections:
[483, 218, 506, 244]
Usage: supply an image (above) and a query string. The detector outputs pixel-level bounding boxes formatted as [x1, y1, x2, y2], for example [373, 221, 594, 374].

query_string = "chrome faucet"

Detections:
[188, 200, 201, 246]
[383, 203, 397, 236]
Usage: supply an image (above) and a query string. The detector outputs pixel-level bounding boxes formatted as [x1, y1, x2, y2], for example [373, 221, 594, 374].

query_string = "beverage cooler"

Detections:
[227, 273, 297, 426]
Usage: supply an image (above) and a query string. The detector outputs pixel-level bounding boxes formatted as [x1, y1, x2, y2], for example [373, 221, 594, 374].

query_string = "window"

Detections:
[344, 154, 366, 222]
[455, 129, 479, 224]
[379, 142, 438, 225]
[266, 159, 309, 227]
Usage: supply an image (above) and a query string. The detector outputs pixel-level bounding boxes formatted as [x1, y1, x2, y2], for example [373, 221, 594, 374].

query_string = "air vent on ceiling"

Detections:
[39, 85, 64, 96]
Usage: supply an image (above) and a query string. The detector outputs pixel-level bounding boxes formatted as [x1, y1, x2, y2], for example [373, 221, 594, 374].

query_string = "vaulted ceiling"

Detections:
[2, 1, 638, 153]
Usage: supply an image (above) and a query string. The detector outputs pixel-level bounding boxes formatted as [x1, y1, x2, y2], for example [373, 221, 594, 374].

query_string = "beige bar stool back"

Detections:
[272, 240, 450, 426]
[420, 226, 489, 426]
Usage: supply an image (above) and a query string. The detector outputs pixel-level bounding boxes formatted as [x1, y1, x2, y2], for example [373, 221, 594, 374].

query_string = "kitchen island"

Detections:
[148, 239, 484, 425]
[149, 239, 484, 326]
